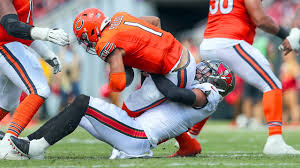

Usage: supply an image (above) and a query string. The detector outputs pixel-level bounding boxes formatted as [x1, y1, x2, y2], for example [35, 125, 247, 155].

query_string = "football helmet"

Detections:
[196, 60, 235, 97]
[73, 8, 111, 54]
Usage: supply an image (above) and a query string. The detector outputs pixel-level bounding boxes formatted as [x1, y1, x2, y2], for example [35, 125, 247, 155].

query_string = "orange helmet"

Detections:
[73, 8, 110, 54]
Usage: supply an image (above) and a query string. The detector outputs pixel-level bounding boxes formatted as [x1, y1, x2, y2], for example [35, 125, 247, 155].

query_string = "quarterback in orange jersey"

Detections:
[0, 0, 70, 160]
[73, 8, 197, 118]
[171, 0, 300, 157]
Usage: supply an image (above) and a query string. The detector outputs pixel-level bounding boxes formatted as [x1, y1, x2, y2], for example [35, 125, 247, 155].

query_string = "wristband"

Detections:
[276, 26, 289, 40]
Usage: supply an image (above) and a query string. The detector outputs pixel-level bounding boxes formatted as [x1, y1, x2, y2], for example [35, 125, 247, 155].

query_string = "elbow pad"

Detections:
[108, 72, 126, 92]
[0, 14, 33, 40]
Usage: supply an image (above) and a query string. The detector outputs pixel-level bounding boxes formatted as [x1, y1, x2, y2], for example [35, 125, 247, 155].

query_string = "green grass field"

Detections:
[1, 120, 300, 168]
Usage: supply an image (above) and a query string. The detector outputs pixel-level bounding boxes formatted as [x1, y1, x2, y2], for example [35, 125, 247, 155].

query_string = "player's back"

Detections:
[0, 0, 33, 46]
[98, 12, 182, 75]
[204, 0, 256, 44]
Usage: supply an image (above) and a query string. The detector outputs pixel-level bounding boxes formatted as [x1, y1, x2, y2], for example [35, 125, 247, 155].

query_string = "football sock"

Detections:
[6, 94, 44, 137]
[175, 132, 194, 148]
[263, 89, 282, 136]
[43, 95, 89, 145]
[27, 111, 65, 141]
[0, 108, 9, 122]
[188, 117, 210, 137]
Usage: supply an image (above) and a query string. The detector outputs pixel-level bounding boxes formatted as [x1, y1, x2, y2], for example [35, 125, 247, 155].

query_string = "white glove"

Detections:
[286, 28, 300, 50]
[193, 83, 222, 111]
[31, 27, 70, 46]
[30, 40, 63, 74]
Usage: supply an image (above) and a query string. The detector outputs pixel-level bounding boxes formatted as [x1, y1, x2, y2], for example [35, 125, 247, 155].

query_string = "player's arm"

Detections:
[0, 0, 69, 46]
[139, 16, 161, 28]
[280, 7, 300, 54]
[106, 48, 129, 92]
[151, 74, 208, 108]
[30, 41, 62, 74]
[245, 0, 288, 39]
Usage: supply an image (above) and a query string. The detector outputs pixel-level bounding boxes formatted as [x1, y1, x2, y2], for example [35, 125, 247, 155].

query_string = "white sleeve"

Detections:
[30, 40, 56, 61]
[193, 83, 222, 112]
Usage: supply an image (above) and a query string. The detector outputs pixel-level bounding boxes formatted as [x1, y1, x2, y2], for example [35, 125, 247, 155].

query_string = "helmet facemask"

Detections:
[196, 60, 235, 97]
[77, 28, 101, 55]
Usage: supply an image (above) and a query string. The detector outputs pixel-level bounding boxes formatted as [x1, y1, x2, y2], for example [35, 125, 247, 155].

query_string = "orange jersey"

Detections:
[97, 12, 182, 75]
[204, 0, 257, 44]
[0, 0, 34, 46]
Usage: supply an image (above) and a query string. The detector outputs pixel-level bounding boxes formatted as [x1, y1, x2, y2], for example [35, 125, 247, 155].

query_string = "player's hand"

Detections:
[31, 27, 70, 46]
[47, 28, 70, 46]
[45, 56, 63, 74]
[279, 28, 300, 55]
[279, 39, 293, 56]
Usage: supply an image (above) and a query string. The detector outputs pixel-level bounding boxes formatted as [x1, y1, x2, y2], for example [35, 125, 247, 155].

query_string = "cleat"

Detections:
[263, 135, 300, 155]
[9, 136, 30, 158]
[0, 131, 5, 140]
[10, 137, 45, 160]
[168, 137, 202, 157]
[0, 136, 28, 160]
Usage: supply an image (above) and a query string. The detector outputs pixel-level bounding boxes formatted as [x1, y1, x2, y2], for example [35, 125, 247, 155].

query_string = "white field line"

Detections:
[58, 138, 105, 144]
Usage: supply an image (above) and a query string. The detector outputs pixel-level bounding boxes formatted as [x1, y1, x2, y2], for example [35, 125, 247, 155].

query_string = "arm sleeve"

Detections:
[151, 74, 196, 106]
[0, 14, 33, 40]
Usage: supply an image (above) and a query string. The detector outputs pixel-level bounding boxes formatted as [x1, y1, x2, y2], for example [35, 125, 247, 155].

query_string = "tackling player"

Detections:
[171, 0, 300, 156]
[8, 60, 235, 160]
[0, 0, 69, 159]
[73, 8, 197, 118]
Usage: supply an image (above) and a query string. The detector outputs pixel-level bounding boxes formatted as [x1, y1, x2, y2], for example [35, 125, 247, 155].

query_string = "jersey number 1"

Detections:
[123, 21, 163, 37]
[209, 0, 233, 15]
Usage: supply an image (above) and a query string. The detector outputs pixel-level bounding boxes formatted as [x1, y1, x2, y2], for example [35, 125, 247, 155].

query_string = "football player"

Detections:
[73, 8, 197, 118]
[171, 0, 300, 157]
[8, 60, 235, 160]
[0, 0, 69, 160]
[280, 4, 300, 54]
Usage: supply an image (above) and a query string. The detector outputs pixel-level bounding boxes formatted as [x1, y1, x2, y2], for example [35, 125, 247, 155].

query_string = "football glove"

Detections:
[286, 28, 300, 50]
[45, 56, 62, 74]
[30, 40, 63, 74]
[31, 27, 70, 46]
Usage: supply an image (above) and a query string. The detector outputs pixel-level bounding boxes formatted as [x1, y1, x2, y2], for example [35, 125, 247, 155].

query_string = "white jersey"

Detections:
[136, 82, 222, 146]
[122, 51, 196, 117]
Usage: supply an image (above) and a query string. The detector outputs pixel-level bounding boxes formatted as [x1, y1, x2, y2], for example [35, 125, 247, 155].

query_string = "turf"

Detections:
[1, 120, 300, 168]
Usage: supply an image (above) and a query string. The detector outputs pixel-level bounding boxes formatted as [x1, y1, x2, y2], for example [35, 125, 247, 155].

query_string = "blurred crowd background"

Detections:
[1, 0, 299, 130]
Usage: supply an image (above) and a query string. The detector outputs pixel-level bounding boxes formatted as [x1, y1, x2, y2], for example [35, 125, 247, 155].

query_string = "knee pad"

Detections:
[70, 94, 90, 117]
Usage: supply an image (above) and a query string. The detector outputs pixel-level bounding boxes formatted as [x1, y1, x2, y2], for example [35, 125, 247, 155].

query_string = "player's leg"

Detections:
[79, 97, 152, 158]
[0, 74, 22, 140]
[10, 96, 152, 159]
[9, 94, 90, 159]
[0, 108, 9, 122]
[0, 43, 50, 137]
[0, 43, 50, 159]
[168, 116, 209, 157]
[0, 74, 22, 123]
[203, 41, 299, 154]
